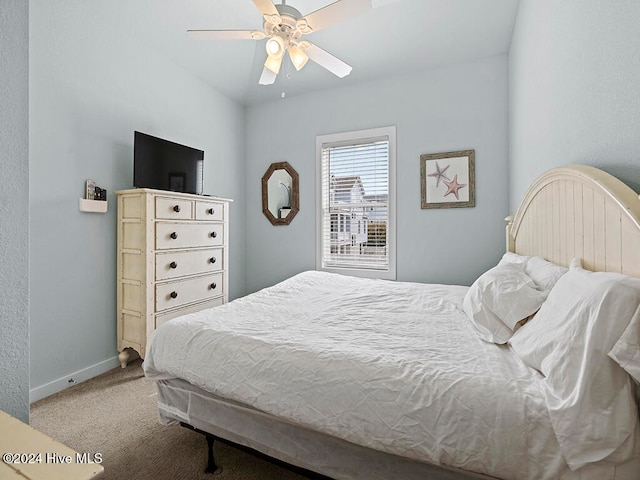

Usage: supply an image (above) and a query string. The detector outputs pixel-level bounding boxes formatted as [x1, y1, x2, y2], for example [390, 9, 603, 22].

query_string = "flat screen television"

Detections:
[133, 131, 204, 195]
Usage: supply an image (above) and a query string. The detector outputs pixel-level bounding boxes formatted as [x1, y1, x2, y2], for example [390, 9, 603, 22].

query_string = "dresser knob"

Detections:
[207, 208, 215, 215]
[210, 282, 217, 290]
[170, 232, 178, 240]
[169, 261, 177, 269]
[173, 205, 181, 213]
[170, 291, 178, 299]
[210, 231, 217, 238]
[209, 257, 216, 264]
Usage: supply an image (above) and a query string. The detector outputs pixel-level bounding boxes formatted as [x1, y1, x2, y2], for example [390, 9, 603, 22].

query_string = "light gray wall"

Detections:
[245, 55, 509, 293]
[0, 0, 30, 423]
[509, 0, 640, 211]
[29, 0, 245, 400]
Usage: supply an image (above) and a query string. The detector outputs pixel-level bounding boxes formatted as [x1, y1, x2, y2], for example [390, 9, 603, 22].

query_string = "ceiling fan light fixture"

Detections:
[265, 35, 285, 58]
[264, 53, 284, 74]
[288, 44, 309, 71]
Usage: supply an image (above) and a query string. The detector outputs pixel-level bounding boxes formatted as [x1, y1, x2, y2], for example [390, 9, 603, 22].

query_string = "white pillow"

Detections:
[609, 305, 640, 385]
[508, 266, 640, 469]
[525, 256, 568, 291]
[498, 251, 530, 266]
[463, 262, 548, 344]
[499, 253, 569, 291]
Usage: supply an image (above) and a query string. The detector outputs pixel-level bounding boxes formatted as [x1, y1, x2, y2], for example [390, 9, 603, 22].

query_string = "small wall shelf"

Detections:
[79, 198, 108, 213]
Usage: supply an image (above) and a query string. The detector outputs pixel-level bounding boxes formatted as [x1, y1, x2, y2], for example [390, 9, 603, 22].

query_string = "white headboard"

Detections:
[506, 165, 640, 278]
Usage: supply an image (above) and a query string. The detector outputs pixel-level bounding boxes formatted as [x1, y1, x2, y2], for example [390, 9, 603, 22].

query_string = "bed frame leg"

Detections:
[205, 434, 223, 475]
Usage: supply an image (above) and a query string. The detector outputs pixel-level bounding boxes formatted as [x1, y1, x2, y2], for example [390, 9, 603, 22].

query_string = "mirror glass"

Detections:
[261, 162, 299, 225]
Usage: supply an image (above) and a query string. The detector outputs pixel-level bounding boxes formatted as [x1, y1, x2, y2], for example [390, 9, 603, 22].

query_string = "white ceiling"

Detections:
[110, 0, 521, 106]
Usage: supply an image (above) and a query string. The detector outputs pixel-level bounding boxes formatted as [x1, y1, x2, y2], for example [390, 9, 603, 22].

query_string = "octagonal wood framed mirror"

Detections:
[261, 161, 299, 226]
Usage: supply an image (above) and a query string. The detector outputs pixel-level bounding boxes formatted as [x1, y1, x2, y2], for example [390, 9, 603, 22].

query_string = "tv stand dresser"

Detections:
[115, 188, 232, 367]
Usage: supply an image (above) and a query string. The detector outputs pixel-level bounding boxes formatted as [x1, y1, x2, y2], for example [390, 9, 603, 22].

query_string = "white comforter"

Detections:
[143, 271, 612, 479]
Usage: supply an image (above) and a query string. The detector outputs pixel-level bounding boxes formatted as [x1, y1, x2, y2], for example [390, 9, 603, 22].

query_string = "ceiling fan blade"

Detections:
[301, 0, 371, 33]
[304, 43, 353, 78]
[187, 30, 265, 40]
[252, 0, 281, 25]
[259, 66, 277, 85]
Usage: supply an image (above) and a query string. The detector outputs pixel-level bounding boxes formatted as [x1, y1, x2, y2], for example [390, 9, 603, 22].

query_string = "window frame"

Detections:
[315, 126, 397, 280]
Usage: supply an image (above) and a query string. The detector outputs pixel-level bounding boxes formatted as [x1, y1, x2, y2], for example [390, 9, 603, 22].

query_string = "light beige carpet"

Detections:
[30, 359, 310, 480]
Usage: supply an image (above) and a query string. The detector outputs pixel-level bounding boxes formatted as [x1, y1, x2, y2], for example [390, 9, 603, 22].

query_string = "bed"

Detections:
[144, 164, 640, 480]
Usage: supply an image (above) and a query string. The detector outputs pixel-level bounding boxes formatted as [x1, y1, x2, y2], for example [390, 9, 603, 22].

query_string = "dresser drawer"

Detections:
[155, 248, 223, 281]
[156, 197, 193, 220]
[156, 222, 224, 250]
[195, 200, 224, 221]
[156, 273, 224, 312]
[155, 297, 224, 329]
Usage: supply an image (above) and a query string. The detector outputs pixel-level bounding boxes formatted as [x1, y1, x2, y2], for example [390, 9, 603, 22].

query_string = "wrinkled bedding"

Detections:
[144, 271, 635, 479]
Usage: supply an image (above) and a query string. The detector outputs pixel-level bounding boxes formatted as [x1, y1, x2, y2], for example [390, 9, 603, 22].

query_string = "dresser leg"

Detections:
[118, 349, 130, 369]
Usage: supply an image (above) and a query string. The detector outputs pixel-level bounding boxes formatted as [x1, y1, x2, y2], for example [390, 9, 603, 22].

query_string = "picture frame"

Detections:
[420, 150, 475, 209]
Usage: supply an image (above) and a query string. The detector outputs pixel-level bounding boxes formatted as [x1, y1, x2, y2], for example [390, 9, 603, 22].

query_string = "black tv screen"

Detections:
[133, 131, 204, 195]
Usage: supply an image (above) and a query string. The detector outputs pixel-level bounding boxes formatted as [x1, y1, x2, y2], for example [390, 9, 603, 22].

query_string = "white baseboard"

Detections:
[30, 356, 122, 403]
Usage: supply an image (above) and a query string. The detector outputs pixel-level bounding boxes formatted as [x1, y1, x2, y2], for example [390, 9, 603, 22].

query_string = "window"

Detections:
[316, 126, 396, 280]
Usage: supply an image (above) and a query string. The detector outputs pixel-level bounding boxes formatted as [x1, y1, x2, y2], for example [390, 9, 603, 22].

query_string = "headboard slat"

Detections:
[622, 217, 640, 276]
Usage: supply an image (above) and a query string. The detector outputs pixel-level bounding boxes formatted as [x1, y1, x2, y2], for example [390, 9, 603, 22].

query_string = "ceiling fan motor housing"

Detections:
[265, 4, 311, 41]
[275, 4, 302, 22]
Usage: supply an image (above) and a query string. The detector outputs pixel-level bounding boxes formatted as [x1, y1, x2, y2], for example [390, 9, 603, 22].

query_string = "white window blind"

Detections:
[317, 127, 395, 279]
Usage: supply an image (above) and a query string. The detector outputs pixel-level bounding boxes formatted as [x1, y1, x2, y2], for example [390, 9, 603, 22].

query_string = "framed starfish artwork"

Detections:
[420, 150, 475, 209]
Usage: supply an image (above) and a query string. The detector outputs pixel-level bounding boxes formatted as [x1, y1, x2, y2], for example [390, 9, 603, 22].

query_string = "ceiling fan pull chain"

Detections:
[281, 59, 287, 98]
[284, 53, 291, 80]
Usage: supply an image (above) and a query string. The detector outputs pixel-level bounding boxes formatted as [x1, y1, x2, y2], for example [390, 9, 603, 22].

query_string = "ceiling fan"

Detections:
[188, 0, 372, 85]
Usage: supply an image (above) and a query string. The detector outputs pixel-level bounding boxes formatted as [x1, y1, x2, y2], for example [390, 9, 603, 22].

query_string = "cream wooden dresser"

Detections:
[115, 188, 232, 367]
